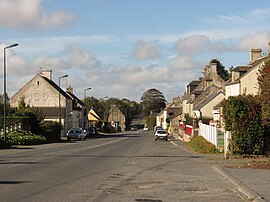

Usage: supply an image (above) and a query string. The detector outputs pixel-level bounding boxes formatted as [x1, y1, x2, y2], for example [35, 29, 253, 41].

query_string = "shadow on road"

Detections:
[0, 180, 33, 185]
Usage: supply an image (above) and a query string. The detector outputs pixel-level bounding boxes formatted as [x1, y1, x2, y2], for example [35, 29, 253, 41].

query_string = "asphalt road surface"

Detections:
[0, 131, 245, 202]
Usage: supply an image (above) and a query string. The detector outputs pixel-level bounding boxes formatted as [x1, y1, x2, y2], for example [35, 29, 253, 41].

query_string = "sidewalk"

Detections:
[170, 137, 270, 201]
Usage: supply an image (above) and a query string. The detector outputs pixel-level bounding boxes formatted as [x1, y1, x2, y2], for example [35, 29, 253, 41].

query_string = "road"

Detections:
[0, 131, 245, 202]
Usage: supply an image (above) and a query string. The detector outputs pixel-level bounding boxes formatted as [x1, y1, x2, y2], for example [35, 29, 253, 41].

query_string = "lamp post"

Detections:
[58, 74, 68, 141]
[3, 43, 19, 141]
[83, 87, 91, 128]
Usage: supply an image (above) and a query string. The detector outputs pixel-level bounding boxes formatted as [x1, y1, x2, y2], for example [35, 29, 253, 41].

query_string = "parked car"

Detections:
[154, 126, 164, 132]
[143, 126, 149, 131]
[154, 130, 168, 141]
[131, 126, 137, 131]
[82, 128, 90, 137]
[67, 128, 87, 141]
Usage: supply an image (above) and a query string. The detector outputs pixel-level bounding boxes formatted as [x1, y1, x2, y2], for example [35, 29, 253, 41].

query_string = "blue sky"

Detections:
[1, 0, 270, 102]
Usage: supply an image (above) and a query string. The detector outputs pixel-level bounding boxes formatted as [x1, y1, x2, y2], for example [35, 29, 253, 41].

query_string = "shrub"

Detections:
[187, 136, 220, 154]
[39, 121, 61, 142]
[7, 130, 46, 145]
[222, 95, 264, 155]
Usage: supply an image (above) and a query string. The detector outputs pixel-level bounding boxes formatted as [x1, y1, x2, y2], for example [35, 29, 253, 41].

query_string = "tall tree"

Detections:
[140, 88, 166, 116]
[210, 58, 230, 81]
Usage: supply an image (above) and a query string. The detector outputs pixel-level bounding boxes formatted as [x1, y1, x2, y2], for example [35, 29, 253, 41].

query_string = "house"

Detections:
[182, 62, 225, 120]
[225, 65, 251, 99]
[193, 90, 225, 119]
[10, 70, 84, 136]
[88, 108, 101, 127]
[156, 96, 182, 130]
[214, 45, 269, 128]
[182, 80, 201, 118]
[225, 48, 268, 99]
[107, 104, 126, 131]
[66, 85, 85, 128]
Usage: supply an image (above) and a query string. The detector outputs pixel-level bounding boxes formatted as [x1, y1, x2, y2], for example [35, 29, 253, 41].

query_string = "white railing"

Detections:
[199, 122, 218, 146]
[0, 123, 22, 136]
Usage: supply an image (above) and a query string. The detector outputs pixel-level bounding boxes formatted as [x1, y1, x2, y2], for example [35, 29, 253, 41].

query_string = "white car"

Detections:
[154, 130, 168, 141]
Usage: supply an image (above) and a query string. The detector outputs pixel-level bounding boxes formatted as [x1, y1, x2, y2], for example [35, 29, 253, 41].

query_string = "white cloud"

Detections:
[175, 35, 229, 53]
[236, 31, 270, 51]
[0, 0, 75, 31]
[203, 7, 270, 26]
[132, 39, 161, 60]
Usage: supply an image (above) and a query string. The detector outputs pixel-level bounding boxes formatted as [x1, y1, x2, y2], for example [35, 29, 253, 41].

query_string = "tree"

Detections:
[13, 98, 42, 134]
[210, 58, 230, 81]
[82, 96, 140, 128]
[257, 56, 270, 153]
[140, 88, 166, 117]
[222, 95, 264, 155]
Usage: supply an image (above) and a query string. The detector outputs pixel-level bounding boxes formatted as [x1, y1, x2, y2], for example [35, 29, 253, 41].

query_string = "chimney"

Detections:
[39, 69, 52, 80]
[231, 71, 240, 82]
[250, 49, 262, 63]
[66, 85, 73, 93]
[209, 63, 217, 74]
[204, 65, 210, 76]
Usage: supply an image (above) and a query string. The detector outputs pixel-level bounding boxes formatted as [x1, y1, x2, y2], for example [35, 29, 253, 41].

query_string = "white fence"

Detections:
[0, 123, 22, 136]
[199, 122, 218, 146]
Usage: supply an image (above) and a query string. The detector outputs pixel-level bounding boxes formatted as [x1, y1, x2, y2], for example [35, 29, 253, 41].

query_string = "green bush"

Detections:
[7, 130, 46, 145]
[222, 95, 264, 155]
[187, 136, 220, 154]
[39, 121, 61, 142]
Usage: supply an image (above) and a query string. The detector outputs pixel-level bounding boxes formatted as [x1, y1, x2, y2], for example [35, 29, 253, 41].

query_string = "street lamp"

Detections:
[84, 87, 92, 100]
[83, 87, 91, 128]
[3, 43, 19, 141]
[58, 74, 68, 141]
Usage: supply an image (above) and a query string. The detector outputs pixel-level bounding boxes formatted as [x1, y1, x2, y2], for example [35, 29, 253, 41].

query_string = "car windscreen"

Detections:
[157, 131, 167, 134]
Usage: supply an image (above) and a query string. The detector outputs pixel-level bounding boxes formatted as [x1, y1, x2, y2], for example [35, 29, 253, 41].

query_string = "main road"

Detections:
[0, 131, 244, 201]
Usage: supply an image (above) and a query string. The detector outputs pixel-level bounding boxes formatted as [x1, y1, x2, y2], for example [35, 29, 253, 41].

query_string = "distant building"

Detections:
[88, 108, 101, 127]
[107, 104, 126, 131]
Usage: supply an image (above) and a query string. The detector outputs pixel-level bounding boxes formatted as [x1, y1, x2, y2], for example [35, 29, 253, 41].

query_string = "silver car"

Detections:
[67, 128, 87, 141]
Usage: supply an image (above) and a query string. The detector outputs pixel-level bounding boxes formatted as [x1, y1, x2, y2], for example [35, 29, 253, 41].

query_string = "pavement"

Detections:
[170, 136, 270, 202]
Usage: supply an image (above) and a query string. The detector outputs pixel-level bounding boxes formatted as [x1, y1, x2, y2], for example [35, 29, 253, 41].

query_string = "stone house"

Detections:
[182, 62, 225, 120]
[107, 104, 126, 131]
[10, 70, 84, 136]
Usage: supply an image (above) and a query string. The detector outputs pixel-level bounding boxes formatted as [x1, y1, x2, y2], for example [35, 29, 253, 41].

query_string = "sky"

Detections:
[1, 0, 270, 102]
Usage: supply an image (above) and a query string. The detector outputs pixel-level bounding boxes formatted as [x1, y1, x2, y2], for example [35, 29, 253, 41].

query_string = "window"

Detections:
[37, 81, 39, 85]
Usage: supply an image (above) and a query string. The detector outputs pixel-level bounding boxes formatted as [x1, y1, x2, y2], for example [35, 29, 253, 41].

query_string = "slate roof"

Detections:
[193, 91, 224, 111]
[41, 75, 70, 99]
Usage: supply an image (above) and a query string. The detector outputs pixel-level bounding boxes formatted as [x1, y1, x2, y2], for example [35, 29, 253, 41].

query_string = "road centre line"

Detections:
[5, 137, 128, 168]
